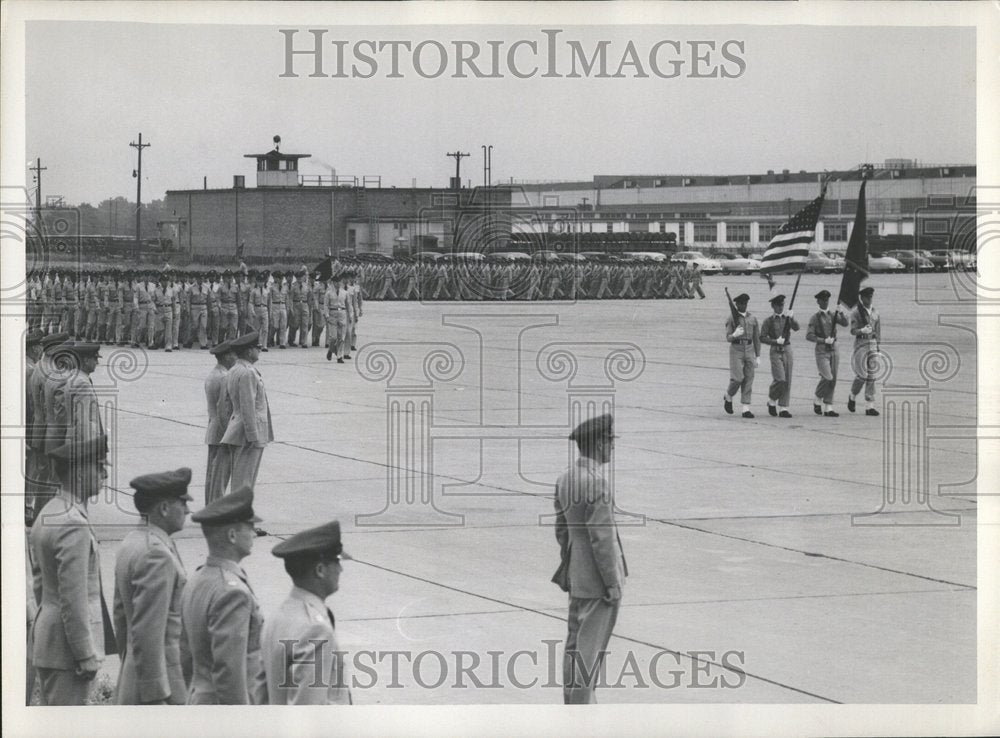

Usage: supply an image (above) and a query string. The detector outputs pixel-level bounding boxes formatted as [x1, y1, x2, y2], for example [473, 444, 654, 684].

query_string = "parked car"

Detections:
[438, 252, 485, 263]
[557, 253, 588, 263]
[674, 251, 722, 274]
[885, 250, 934, 272]
[580, 252, 624, 263]
[712, 253, 762, 274]
[805, 250, 839, 274]
[943, 249, 977, 270]
[354, 252, 394, 263]
[531, 250, 562, 263]
[412, 251, 442, 262]
[868, 253, 906, 272]
[487, 251, 531, 262]
[921, 250, 951, 271]
[822, 251, 846, 273]
[623, 251, 668, 263]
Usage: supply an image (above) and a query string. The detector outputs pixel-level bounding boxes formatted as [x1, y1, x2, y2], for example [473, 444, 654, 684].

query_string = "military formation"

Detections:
[23, 266, 363, 356]
[722, 286, 883, 419]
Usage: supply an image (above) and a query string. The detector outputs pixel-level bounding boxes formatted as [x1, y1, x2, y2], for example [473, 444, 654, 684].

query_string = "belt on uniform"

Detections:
[732, 339, 752, 345]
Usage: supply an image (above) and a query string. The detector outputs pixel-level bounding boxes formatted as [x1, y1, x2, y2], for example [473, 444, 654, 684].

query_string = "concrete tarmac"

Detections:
[86, 272, 977, 704]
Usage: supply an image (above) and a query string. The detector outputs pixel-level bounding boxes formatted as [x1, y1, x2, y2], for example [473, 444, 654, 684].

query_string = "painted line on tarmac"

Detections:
[652, 517, 976, 590]
[326, 556, 842, 704]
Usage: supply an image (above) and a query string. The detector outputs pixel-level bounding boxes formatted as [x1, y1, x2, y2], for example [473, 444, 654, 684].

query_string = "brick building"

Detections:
[163, 142, 513, 259]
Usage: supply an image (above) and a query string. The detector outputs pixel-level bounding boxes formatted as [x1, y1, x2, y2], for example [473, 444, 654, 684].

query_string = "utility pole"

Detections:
[446, 151, 469, 191]
[28, 158, 46, 229]
[130, 133, 151, 257]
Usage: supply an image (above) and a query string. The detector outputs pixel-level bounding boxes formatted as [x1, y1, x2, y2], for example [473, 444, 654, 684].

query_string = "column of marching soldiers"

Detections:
[23, 265, 364, 356]
[22, 260, 707, 342]
[22, 274, 366, 707]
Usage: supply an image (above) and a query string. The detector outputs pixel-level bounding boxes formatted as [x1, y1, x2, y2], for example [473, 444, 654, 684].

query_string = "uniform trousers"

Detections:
[270, 306, 288, 347]
[205, 444, 233, 504]
[287, 303, 300, 342]
[563, 596, 619, 704]
[768, 346, 793, 407]
[221, 305, 239, 342]
[207, 305, 220, 346]
[172, 304, 182, 348]
[726, 344, 756, 404]
[189, 305, 208, 347]
[326, 312, 347, 358]
[295, 304, 311, 346]
[254, 308, 269, 348]
[36, 667, 93, 706]
[850, 342, 878, 401]
[228, 444, 264, 492]
[311, 308, 325, 345]
[814, 345, 840, 404]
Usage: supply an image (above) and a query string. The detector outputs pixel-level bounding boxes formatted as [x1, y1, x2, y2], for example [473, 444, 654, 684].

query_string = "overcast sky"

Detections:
[26, 21, 975, 205]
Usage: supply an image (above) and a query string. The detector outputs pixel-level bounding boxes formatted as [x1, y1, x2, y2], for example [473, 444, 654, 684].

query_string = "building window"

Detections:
[654, 179, 664, 187]
[606, 223, 614, 233]
[866, 223, 879, 236]
[725, 223, 750, 242]
[922, 219, 950, 235]
[694, 223, 716, 243]
[758, 223, 781, 242]
[823, 222, 848, 242]
[543, 195, 559, 207]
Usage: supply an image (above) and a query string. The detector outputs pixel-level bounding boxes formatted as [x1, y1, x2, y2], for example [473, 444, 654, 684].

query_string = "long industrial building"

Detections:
[163, 148, 976, 258]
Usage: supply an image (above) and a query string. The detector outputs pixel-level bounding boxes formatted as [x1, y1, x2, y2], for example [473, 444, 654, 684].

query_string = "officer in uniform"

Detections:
[25, 331, 46, 521]
[61, 342, 106, 450]
[206, 271, 221, 348]
[323, 273, 349, 363]
[849, 286, 882, 416]
[552, 413, 627, 704]
[220, 332, 273, 506]
[120, 271, 135, 346]
[219, 271, 240, 343]
[133, 273, 156, 348]
[347, 271, 362, 353]
[204, 340, 236, 504]
[286, 271, 301, 347]
[290, 270, 311, 348]
[237, 271, 252, 335]
[263, 521, 353, 705]
[181, 487, 267, 705]
[310, 271, 326, 347]
[30, 436, 113, 706]
[806, 289, 849, 417]
[723, 293, 761, 418]
[28, 333, 69, 515]
[268, 272, 289, 349]
[113, 468, 192, 705]
[759, 293, 799, 418]
[250, 272, 270, 351]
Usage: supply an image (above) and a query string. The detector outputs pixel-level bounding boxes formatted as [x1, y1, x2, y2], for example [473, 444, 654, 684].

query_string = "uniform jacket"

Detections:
[220, 359, 274, 447]
[43, 365, 73, 454]
[849, 305, 881, 344]
[553, 457, 628, 599]
[725, 313, 761, 355]
[62, 370, 107, 452]
[262, 587, 352, 705]
[181, 556, 266, 705]
[806, 309, 849, 350]
[204, 363, 230, 445]
[113, 524, 189, 704]
[30, 493, 109, 668]
[759, 313, 800, 348]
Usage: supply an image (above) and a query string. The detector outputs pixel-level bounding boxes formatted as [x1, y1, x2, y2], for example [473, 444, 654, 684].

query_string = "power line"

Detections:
[129, 133, 151, 256]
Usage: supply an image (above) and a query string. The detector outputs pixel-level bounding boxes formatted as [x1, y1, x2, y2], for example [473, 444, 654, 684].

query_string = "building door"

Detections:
[348, 228, 356, 250]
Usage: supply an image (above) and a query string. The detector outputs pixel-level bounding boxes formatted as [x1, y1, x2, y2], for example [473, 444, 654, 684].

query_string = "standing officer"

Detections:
[25, 331, 45, 519]
[181, 487, 267, 705]
[187, 275, 208, 349]
[291, 270, 312, 348]
[268, 272, 289, 349]
[552, 413, 627, 704]
[263, 521, 353, 705]
[759, 293, 799, 418]
[237, 271, 252, 335]
[310, 271, 326, 347]
[61, 342, 106, 451]
[120, 271, 135, 346]
[113, 468, 192, 705]
[206, 271, 221, 348]
[347, 271, 362, 354]
[219, 271, 239, 343]
[250, 272, 270, 351]
[153, 275, 174, 351]
[323, 273, 349, 363]
[220, 332, 273, 505]
[806, 289, 849, 417]
[848, 286, 882, 416]
[30, 436, 112, 705]
[287, 271, 301, 347]
[204, 340, 236, 504]
[28, 332, 68, 514]
[723, 293, 761, 419]
[133, 273, 156, 349]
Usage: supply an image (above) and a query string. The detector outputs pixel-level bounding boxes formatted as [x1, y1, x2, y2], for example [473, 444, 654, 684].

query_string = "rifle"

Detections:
[778, 273, 802, 351]
[724, 287, 743, 337]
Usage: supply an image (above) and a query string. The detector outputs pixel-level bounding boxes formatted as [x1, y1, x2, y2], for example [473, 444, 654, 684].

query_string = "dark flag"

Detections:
[837, 178, 869, 311]
[759, 185, 828, 275]
[314, 255, 333, 281]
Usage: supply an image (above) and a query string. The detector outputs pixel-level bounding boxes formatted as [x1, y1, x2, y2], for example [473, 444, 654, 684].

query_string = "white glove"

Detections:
[862, 325, 874, 334]
[754, 356, 760, 368]
[824, 337, 835, 345]
[784, 310, 794, 318]
[776, 336, 786, 345]
[731, 325, 745, 338]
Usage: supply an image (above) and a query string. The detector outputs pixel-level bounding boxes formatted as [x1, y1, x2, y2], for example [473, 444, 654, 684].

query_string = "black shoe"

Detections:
[262, 347, 269, 352]
[201, 345, 208, 350]
[824, 410, 840, 417]
[742, 410, 754, 419]
[866, 408, 880, 416]
[779, 410, 792, 418]
[165, 348, 171, 353]
[768, 404, 778, 417]
[300, 344, 307, 348]
[254, 527, 268, 537]
[343, 354, 352, 360]
[279, 345, 287, 349]
[337, 358, 345, 364]
[326, 349, 333, 361]
[723, 397, 733, 415]
[848, 397, 856, 413]
[813, 404, 822, 415]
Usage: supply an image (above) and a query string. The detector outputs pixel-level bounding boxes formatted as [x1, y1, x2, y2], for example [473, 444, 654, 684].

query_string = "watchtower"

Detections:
[243, 135, 310, 187]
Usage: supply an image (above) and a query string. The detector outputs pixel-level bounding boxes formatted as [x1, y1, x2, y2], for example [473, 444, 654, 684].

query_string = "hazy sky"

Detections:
[26, 22, 975, 205]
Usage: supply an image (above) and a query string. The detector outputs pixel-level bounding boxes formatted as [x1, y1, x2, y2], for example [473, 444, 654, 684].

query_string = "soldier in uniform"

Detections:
[552, 413, 627, 704]
[237, 271, 252, 335]
[153, 274, 174, 352]
[169, 272, 183, 351]
[30, 435, 112, 706]
[759, 293, 799, 418]
[25, 331, 45, 521]
[113, 468, 192, 705]
[133, 272, 156, 349]
[347, 271, 362, 353]
[323, 273, 349, 363]
[220, 332, 273, 508]
[268, 272, 289, 349]
[250, 271, 271, 351]
[310, 271, 326, 347]
[291, 270, 311, 348]
[206, 271, 221, 348]
[181, 487, 267, 705]
[61, 342, 107, 452]
[263, 521, 353, 705]
[219, 270, 240, 343]
[806, 289, 849, 417]
[120, 271, 135, 346]
[848, 286, 882, 416]
[28, 332, 68, 515]
[204, 340, 236, 504]
[286, 271, 300, 347]
[187, 275, 209, 349]
[723, 293, 761, 418]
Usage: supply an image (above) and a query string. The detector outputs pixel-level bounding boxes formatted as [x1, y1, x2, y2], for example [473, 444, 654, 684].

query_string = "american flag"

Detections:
[759, 191, 827, 275]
